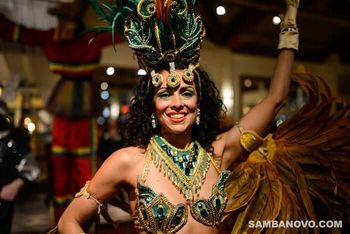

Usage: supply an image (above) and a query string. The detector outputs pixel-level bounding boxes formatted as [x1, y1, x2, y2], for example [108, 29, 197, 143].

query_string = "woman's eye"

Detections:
[182, 91, 194, 98]
[158, 91, 170, 99]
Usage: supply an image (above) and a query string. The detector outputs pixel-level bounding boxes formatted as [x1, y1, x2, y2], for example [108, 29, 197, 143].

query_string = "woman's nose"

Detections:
[170, 93, 183, 109]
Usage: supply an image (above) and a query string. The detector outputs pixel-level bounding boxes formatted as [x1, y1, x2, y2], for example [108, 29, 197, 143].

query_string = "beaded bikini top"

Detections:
[134, 136, 231, 233]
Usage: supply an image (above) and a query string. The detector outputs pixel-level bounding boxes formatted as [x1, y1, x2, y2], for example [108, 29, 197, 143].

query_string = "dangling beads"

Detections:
[151, 113, 157, 129]
[196, 109, 201, 125]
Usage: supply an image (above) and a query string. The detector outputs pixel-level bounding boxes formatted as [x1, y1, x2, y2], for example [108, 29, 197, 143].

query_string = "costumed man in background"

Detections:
[0, 99, 40, 234]
[0, 0, 122, 224]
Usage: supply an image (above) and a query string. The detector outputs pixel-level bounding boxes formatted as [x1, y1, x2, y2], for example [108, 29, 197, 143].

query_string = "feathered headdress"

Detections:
[90, 0, 205, 88]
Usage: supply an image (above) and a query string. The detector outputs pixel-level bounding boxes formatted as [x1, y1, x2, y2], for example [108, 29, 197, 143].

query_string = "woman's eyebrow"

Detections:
[156, 85, 194, 93]
[180, 85, 195, 91]
[157, 87, 169, 91]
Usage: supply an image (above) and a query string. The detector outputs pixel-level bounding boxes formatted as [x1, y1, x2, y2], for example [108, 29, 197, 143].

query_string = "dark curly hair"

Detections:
[126, 67, 226, 151]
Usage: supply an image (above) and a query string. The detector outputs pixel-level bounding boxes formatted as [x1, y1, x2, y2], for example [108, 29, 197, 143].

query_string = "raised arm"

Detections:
[219, 0, 300, 168]
[238, 49, 294, 134]
[57, 148, 134, 233]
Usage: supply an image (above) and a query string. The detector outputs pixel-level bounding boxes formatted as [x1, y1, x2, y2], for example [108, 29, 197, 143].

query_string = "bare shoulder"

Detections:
[95, 146, 146, 184]
[107, 146, 146, 166]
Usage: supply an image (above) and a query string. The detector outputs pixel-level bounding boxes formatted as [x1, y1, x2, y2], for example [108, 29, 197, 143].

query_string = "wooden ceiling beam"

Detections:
[223, 0, 350, 26]
[197, 0, 227, 44]
[227, 33, 276, 49]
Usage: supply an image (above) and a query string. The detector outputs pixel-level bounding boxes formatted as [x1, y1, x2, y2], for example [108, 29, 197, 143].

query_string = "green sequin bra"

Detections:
[134, 135, 231, 233]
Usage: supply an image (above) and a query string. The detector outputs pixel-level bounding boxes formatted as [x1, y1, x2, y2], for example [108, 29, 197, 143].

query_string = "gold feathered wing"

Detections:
[222, 73, 350, 234]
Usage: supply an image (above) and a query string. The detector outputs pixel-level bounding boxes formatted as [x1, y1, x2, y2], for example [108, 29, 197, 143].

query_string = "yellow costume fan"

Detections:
[223, 73, 350, 233]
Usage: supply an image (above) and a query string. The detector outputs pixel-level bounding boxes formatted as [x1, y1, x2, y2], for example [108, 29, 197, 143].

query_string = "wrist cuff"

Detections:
[278, 30, 299, 51]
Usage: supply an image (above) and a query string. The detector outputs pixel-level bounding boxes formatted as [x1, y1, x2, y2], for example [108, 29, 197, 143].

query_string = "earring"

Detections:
[151, 113, 157, 129]
[196, 109, 200, 125]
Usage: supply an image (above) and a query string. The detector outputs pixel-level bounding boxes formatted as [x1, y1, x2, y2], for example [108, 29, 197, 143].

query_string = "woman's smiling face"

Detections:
[153, 69, 198, 136]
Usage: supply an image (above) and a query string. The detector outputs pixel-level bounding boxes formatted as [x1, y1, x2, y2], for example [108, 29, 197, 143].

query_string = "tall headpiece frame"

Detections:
[90, 0, 205, 88]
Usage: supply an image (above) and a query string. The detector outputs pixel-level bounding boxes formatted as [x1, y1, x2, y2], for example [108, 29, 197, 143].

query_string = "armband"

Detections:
[75, 181, 104, 214]
[236, 125, 264, 152]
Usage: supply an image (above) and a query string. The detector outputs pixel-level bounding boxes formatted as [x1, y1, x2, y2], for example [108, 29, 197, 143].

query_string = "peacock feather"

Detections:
[89, 0, 205, 71]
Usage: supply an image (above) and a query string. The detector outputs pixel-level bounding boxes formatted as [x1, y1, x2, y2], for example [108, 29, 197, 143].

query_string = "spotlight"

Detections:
[28, 122, 36, 134]
[216, 6, 226, 16]
[137, 69, 147, 75]
[100, 82, 108, 90]
[272, 16, 281, 25]
[106, 67, 115, 76]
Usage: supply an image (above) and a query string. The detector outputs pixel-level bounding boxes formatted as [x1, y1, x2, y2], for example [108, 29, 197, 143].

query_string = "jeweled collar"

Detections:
[153, 135, 199, 177]
[150, 135, 211, 202]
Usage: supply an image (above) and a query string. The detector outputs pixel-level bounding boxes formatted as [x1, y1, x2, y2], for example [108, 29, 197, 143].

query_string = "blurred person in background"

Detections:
[97, 118, 125, 164]
[0, 0, 122, 223]
[0, 99, 40, 234]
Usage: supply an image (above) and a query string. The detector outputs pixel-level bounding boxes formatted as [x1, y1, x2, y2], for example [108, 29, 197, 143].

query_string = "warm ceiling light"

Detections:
[24, 117, 32, 125]
[28, 122, 36, 134]
[106, 67, 115, 76]
[100, 82, 108, 90]
[110, 102, 120, 119]
[137, 69, 147, 75]
[244, 79, 252, 87]
[216, 6, 226, 16]
[272, 15, 281, 25]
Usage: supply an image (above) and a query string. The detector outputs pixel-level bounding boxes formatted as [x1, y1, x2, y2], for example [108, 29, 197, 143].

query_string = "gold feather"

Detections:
[223, 73, 350, 233]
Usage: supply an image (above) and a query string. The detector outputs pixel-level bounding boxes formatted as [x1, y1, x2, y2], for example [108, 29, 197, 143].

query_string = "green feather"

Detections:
[89, 0, 205, 70]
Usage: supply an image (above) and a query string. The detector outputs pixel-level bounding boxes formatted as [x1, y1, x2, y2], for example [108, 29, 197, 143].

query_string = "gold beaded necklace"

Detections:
[149, 135, 211, 202]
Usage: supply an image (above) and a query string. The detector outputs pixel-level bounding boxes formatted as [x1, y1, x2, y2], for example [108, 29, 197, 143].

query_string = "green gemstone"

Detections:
[156, 205, 165, 218]
[200, 209, 208, 218]
[215, 198, 221, 209]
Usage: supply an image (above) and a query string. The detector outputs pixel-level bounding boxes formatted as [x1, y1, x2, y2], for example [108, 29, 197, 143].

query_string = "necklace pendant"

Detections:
[151, 135, 211, 200]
